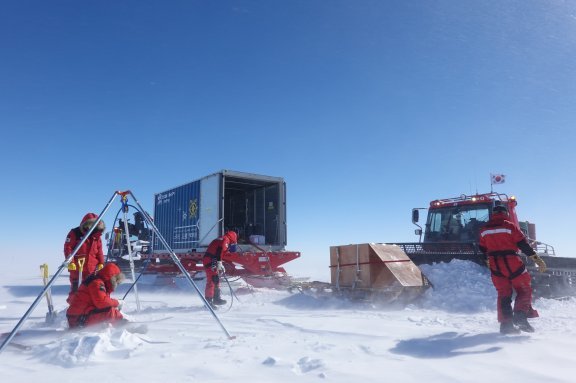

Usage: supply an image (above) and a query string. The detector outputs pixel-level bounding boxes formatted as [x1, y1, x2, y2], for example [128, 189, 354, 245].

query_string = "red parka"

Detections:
[204, 231, 237, 263]
[64, 213, 106, 278]
[202, 231, 237, 299]
[67, 263, 123, 328]
[479, 213, 536, 278]
[479, 212, 538, 323]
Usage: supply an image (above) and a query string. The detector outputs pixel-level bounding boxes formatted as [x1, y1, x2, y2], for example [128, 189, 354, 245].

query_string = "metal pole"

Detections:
[0, 192, 119, 354]
[126, 190, 235, 340]
[122, 259, 151, 300]
[121, 195, 141, 312]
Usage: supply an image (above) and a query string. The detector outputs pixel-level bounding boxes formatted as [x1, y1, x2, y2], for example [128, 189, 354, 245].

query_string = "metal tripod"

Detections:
[0, 190, 234, 355]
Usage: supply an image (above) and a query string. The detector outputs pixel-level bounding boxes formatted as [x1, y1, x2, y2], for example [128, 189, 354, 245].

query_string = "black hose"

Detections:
[217, 274, 235, 313]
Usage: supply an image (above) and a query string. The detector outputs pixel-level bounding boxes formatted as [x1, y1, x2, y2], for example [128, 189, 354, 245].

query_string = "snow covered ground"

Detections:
[1, 260, 575, 382]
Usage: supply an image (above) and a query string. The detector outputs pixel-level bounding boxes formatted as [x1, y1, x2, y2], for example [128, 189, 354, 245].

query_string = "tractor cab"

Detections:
[419, 193, 519, 243]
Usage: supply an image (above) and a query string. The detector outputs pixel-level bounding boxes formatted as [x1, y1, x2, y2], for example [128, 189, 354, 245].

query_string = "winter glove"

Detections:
[217, 261, 225, 273]
[116, 299, 124, 310]
[530, 255, 547, 273]
[67, 263, 77, 271]
[97, 263, 104, 271]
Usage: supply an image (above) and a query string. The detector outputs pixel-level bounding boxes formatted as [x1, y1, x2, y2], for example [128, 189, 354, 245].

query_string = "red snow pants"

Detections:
[202, 255, 219, 299]
[491, 270, 537, 323]
[67, 307, 124, 328]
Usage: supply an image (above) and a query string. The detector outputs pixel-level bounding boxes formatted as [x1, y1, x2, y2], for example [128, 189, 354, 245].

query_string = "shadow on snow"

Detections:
[390, 331, 530, 359]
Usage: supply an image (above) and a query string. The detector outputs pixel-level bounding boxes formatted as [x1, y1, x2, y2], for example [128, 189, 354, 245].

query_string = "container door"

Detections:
[199, 173, 221, 246]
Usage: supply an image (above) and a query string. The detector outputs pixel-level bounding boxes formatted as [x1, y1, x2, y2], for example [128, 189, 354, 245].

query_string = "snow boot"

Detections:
[213, 287, 227, 306]
[513, 311, 535, 333]
[500, 321, 520, 335]
[205, 297, 218, 310]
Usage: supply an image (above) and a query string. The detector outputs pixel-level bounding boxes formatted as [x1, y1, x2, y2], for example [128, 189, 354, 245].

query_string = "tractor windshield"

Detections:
[424, 204, 490, 242]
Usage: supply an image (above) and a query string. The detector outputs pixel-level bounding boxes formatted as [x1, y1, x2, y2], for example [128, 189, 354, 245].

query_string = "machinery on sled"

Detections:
[106, 170, 300, 288]
[320, 192, 576, 303]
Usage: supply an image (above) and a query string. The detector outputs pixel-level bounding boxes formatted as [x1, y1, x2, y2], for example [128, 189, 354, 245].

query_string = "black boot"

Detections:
[206, 297, 217, 309]
[213, 287, 227, 306]
[513, 312, 535, 333]
[500, 321, 520, 334]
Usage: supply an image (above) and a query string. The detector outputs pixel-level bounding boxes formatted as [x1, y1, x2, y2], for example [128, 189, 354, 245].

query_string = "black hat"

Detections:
[493, 205, 508, 214]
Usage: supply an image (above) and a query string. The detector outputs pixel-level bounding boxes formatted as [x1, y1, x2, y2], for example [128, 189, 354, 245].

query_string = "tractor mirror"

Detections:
[412, 209, 419, 223]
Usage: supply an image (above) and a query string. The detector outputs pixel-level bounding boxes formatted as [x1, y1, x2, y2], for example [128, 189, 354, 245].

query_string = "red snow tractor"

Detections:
[326, 192, 576, 301]
[394, 192, 576, 297]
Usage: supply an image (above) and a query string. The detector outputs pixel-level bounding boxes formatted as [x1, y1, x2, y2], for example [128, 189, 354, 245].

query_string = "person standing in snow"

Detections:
[202, 231, 237, 309]
[64, 213, 106, 303]
[66, 263, 125, 328]
[479, 205, 547, 334]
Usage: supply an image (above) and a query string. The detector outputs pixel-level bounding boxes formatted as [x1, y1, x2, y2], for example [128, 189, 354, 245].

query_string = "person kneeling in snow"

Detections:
[67, 263, 126, 328]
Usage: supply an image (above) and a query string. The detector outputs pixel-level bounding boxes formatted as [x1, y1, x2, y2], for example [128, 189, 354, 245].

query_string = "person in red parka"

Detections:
[202, 231, 237, 308]
[479, 204, 547, 334]
[66, 263, 125, 328]
[64, 213, 106, 303]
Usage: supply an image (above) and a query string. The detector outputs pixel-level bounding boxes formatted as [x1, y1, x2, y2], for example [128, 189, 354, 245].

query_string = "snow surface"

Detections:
[1, 260, 575, 382]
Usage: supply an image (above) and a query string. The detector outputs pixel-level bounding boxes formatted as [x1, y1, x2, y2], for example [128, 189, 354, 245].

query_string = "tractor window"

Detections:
[425, 205, 490, 242]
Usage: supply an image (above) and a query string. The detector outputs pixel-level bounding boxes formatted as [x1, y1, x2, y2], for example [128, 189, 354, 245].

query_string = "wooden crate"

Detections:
[330, 243, 424, 289]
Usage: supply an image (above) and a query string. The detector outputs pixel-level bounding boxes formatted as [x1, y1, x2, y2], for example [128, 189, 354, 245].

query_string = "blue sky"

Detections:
[1, 1, 575, 279]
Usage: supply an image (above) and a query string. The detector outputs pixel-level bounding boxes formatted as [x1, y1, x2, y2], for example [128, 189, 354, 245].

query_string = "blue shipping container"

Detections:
[152, 170, 287, 254]
[153, 180, 201, 251]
